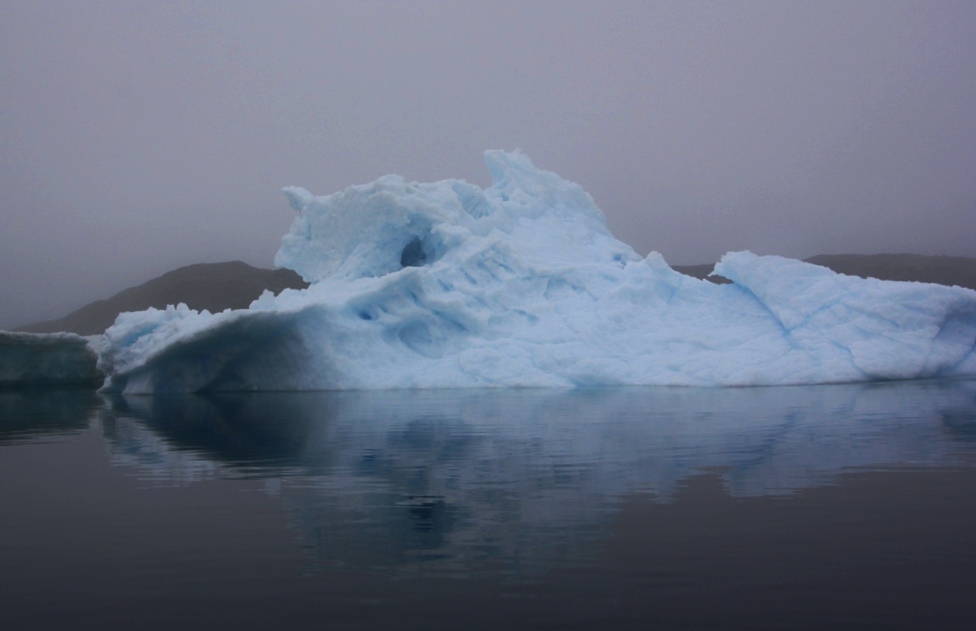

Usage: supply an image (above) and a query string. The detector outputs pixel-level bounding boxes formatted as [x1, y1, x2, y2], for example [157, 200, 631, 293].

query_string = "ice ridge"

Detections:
[97, 151, 976, 394]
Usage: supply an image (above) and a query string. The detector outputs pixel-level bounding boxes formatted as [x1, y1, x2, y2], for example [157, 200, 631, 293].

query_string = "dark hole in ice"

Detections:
[358, 311, 373, 320]
[400, 237, 428, 268]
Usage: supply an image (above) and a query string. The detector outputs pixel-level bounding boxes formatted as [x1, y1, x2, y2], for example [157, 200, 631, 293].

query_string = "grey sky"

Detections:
[2, 1, 974, 329]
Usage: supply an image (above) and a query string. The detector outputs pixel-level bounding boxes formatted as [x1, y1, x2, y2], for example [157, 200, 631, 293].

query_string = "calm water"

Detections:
[2, 381, 976, 630]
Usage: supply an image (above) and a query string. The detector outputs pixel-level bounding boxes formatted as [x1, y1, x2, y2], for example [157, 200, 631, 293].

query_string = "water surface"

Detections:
[2, 381, 976, 629]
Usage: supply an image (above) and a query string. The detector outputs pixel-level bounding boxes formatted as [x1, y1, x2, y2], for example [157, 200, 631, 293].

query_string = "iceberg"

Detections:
[98, 151, 976, 394]
[0, 331, 103, 388]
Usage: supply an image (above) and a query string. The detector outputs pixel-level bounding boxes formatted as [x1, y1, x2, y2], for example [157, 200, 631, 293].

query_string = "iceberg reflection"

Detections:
[102, 381, 976, 575]
[0, 389, 99, 444]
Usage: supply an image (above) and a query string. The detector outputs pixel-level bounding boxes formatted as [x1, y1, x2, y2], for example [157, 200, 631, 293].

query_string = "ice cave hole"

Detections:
[400, 237, 428, 268]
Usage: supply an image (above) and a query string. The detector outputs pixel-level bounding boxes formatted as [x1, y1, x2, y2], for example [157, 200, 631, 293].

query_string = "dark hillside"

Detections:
[804, 254, 976, 291]
[674, 254, 976, 291]
[16, 261, 308, 335]
[671, 263, 732, 284]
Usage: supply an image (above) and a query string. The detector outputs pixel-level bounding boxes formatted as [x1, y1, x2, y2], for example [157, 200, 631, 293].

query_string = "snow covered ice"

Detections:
[97, 151, 976, 394]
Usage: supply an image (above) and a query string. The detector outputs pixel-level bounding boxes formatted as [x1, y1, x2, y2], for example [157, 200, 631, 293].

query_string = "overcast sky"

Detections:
[2, 1, 975, 329]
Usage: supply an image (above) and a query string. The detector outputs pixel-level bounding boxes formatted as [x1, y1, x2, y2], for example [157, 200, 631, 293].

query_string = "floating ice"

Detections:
[0, 331, 102, 388]
[98, 151, 976, 394]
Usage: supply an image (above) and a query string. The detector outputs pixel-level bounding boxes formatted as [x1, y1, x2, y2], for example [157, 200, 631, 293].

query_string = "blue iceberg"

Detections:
[1, 331, 102, 388]
[98, 151, 976, 394]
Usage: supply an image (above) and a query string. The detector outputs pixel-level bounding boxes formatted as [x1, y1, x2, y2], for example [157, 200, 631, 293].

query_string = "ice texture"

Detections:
[98, 151, 976, 394]
[1, 331, 102, 388]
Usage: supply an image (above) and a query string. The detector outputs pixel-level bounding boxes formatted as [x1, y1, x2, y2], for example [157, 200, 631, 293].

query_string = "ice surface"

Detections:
[0, 331, 102, 388]
[98, 151, 976, 394]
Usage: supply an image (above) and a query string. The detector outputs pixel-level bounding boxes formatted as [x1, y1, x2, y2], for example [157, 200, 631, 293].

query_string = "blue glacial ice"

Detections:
[98, 151, 976, 394]
[0, 331, 102, 388]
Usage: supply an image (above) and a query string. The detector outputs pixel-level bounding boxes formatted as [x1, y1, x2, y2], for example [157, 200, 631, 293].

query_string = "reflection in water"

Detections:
[0, 389, 99, 444]
[96, 380, 976, 577]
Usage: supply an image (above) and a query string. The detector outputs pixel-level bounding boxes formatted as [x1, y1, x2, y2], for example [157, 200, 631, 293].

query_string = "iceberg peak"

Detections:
[273, 150, 618, 285]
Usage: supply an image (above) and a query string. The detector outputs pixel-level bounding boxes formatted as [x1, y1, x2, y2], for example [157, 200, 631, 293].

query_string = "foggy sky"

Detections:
[2, 1, 975, 329]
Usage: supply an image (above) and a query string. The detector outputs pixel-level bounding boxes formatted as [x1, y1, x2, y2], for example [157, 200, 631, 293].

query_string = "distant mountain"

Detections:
[16, 261, 308, 336]
[673, 253, 976, 291]
[670, 263, 730, 282]
[14, 255, 976, 336]
[802, 254, 976, 290]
